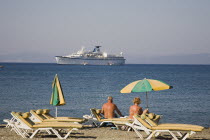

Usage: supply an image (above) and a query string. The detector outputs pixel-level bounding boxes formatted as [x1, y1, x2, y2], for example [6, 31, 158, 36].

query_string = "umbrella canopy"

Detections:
[120, 78, 173, 108]
[121, 78, 172, 93]
[50, 74, 65, 116]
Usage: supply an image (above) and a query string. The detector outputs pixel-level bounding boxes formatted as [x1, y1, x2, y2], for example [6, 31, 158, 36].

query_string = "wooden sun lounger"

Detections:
[126, 114, 204, 140]
[83, 108, 132, 128]
[10, 111, 84, 139]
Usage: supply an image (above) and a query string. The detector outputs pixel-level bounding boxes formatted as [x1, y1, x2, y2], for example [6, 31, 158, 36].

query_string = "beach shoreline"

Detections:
[1, 124, 210, 140]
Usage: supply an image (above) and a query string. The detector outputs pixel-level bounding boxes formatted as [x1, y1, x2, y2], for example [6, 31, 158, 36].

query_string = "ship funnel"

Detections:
[93, 46, 101, 53]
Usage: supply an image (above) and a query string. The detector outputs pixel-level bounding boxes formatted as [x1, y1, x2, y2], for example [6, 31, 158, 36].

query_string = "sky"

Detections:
[0, 0, 210, 64]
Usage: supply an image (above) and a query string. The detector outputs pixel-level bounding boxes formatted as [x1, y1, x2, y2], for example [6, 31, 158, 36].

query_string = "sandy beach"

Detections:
[1, 124, 210, 140]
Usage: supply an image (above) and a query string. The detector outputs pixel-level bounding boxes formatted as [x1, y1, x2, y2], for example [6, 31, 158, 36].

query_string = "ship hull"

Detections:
[55, 56, 125, 65]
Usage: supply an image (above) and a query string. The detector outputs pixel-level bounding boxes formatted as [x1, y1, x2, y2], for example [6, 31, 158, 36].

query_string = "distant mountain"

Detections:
[1, 52, 210, 64]
[127, 53, 210, 64]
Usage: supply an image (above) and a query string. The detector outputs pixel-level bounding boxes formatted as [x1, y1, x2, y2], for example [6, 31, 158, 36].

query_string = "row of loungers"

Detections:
[3, 109, 89, 139]
[3, 108, 204, 140]
[85, 108, 204, 140]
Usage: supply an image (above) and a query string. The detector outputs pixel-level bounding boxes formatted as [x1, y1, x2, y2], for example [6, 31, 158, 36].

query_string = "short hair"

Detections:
[133, 97, 141, 104]
[108, 96, 113, 100]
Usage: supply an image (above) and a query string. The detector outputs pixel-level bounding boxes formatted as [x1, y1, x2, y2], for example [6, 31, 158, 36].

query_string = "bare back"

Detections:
[102, 102, 121, 118]
[129, 104, 143, 119]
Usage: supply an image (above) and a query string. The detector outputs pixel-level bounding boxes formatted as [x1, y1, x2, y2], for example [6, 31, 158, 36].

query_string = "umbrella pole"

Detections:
[55, 107, 58, 117]
[146, 92, 149, 109]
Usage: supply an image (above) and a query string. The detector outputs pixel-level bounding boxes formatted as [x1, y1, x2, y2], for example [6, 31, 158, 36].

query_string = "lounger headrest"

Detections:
[141, 114, 146, 120]
[16, 112, 22, 115]
[36, 109, 43, 115]
[96, 109, 101, 114]
[11, 111, 17, 116]
[22, 112, 30, 119]
[153, 115, 161, 122]
[43, 109, 50, 114]
[148, 113, 155, 119]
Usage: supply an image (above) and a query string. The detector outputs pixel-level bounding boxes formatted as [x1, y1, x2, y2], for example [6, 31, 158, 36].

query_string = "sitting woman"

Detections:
[129, 97, 148, 119]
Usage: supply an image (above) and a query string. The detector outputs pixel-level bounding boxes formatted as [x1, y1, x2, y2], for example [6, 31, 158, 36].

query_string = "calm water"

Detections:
[0, 63, 210, 127]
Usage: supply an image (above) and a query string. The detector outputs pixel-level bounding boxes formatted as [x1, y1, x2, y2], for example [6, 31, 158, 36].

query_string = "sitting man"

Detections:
[101, 96, 123, 119]
[129, 97, 148, 119]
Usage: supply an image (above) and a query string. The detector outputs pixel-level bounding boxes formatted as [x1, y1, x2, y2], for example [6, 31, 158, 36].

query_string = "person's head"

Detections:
[133, 97, 141, 105]
[107, 96, 113, 102]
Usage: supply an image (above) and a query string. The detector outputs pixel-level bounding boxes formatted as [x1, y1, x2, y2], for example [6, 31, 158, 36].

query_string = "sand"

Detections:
[0, 124, 210, 140]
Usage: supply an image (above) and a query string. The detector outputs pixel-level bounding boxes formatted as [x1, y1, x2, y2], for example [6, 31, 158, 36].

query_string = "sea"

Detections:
[0, 63, 210, 127]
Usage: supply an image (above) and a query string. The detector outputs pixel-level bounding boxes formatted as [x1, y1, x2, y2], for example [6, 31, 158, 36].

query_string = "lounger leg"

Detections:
[52, 128, 77, 139]
[127, 122, 134, 131]
[30, 129, 40, 138]
[10, 124, 19, 134]
[147, 130, 178, 140]
[14, 127, 27, 138]
[46, 129, 53, 134]
[99, 122, 105, 127]
[22, 128, 31, 137]
[177, 131, 183, 137]
[144, 129, 151, 135]
[147, 131, 156, 140]
[18, 130, 27, 138]
[127, 127, 131, 131]
[52, 128, 76, 139]
[63, 129, 74, 139]
[87, 119, 98, 127]
[126, 120, 154, 138]
[30, 128, 56, 139]
[11, 124, 29, 138]
[3, 119, 10, 128]
[168, 131, 178, 140]
[51, 129, 64, 139]
[154, 132, 160, 137]
[128, 120, 151, 135]
[180, 131, 195, 140]
[92, 120, 99, 127]
[127, 123, 144, 139]
[133, 127, 144, 139]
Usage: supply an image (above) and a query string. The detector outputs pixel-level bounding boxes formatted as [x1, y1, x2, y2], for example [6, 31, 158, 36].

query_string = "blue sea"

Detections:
[0, 63, 210, 127]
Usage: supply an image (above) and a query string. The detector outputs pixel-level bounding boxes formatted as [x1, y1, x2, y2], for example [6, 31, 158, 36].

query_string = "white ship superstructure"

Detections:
[55, 46, 125, 65]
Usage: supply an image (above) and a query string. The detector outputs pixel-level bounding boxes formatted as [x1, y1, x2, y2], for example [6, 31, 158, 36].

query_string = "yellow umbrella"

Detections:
[50, 74, 65, 117]
[120, 78, 173, 108]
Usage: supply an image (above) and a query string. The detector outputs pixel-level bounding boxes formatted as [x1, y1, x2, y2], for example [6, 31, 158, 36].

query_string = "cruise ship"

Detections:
[55, 46, 125, 65]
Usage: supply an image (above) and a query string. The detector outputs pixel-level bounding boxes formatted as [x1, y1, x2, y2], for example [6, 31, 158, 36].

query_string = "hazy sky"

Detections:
[0, 0, 210, 64]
